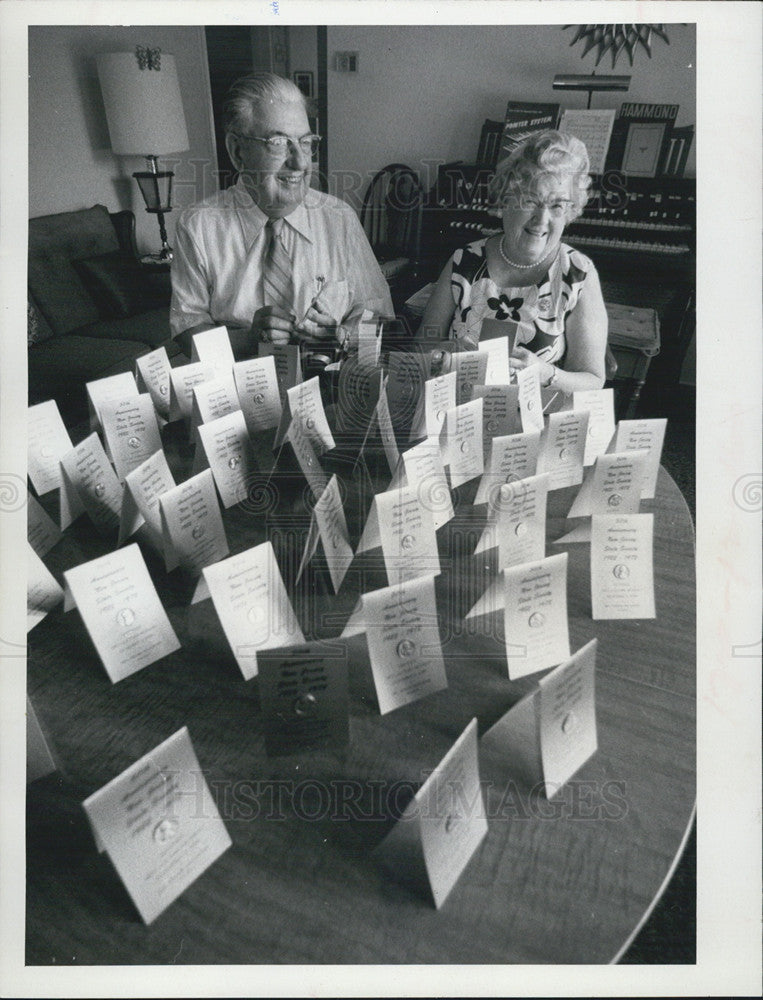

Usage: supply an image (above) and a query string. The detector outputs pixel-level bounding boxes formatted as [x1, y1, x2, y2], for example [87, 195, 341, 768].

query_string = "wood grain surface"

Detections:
[26, 418, 695, 965]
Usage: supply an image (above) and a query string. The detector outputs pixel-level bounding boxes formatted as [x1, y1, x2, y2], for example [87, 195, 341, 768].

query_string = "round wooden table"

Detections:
[27, 421, 695, 965]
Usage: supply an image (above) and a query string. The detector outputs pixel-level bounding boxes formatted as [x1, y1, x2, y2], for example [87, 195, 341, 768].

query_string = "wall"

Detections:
[29, 26, 217, 253]
[290, 26, 319, 84]
[325, 24, 696, 209]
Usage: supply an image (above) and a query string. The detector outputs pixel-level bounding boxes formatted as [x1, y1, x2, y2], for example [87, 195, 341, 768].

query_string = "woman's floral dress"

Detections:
[448, 239, 596, 364]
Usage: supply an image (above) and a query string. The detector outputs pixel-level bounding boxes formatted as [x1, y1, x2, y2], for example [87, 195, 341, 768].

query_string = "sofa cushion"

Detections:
[73, 252, 168, 319]
[76, 307, 173, 348]
[28, 250, 101, 335]
[27, 295, 55, 346]
[28, 333, 151, 405]
[28, 205, 120, 335]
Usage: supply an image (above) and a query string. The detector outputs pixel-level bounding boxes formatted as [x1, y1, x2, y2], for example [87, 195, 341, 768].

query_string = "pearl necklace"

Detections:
[499, 235, 558, 271]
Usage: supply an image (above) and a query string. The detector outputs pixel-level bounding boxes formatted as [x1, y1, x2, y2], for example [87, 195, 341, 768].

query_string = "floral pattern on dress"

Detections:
[448, 239, 595, 362]
[486, 293, 524, 321]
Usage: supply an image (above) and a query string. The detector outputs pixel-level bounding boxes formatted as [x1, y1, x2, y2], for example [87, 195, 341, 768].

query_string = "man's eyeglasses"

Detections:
[234, 133, 322, 157]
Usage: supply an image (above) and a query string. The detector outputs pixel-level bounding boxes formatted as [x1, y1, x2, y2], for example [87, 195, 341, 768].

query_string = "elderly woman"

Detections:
[418, 130, 607, 392]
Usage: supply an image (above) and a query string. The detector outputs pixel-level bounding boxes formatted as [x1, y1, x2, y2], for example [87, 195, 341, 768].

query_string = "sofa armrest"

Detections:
[109, 210, 139, 259]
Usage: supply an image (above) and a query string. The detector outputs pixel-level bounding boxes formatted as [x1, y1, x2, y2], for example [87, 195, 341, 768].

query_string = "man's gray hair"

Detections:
[223, 72, 308, 135]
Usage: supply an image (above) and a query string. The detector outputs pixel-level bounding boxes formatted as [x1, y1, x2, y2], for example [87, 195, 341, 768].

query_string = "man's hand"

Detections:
[293, 306, 339, 346]
[251, 304, 295, 346]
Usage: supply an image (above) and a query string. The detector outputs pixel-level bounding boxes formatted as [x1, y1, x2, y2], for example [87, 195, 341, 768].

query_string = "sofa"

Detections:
[28, 204, 182, 423]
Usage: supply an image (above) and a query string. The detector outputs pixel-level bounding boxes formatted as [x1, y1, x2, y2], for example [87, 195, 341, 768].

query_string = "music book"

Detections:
[558, 108, 616, 175]
[498, 101, 560, 162]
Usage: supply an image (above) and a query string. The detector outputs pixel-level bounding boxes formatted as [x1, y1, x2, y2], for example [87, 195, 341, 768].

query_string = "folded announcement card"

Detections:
[258, 342, 302, 402]
[409, 370, 457, 442]
[27, 543, 64, 632]
[573, 388, 616, 466]
[27, 399, 72, 495]
[503, 552, 570, 680]
[100, 393, 163, 482]
[477, 336, 512, 385]
[471, 384, 522, 443]
[201, 541, 304, 680]
[195, 410, 257, 509]
[63, 543, 180, 683]
[258, 639, 350, 755]
[295, 474, 353, 593]
[59, 432, 122, 534]
[473, 429, 541, 506]
[168, 362, 215, 422]
[119, 449, 176, 547]
[516, 365, 544, 433]
[481, 639, 598, 797]
[374, 376, 401, 476]
[190, 373, 241, 441]
[86, 371, 139, 435]
[391, 438, 454, 530]
[442, 398, 484, 488]
[27, 491, 62, 557]
[536, 410, 589, 490]
[555, 450, 648, 543]
[608, 418, 667, 499]
[375, 718, 487, 908]
[233, 355, 283, 434]
[357, 309, 383, 368]
[286, 410, 330, 501]
[190, 325, 235, 379]
[274, 375, 335, 454]
[158, 469, 229, 576]
[82, 726, 231, 924]
[357, 483, 440, 586]
[474, 472, 549, 570]
[591, 513, 656, 620]
[136, 346, 172, 419]
[450, 350, 488, 406]
[341, 573, 446, 715]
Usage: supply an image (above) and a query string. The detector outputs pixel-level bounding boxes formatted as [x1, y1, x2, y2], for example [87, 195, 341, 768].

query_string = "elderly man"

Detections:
[170, 72, 393, 358]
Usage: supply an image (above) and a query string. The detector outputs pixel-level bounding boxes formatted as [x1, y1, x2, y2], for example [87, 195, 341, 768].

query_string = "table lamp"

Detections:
[97, 48, 189, 262]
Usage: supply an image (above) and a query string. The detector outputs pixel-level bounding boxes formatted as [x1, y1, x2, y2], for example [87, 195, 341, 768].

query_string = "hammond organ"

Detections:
[421, 162, 695, 271]
[420, 163, 696, 401]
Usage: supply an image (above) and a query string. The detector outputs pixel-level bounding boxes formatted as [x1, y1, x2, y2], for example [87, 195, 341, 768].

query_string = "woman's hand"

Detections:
[511, 345, 555, 385]
[251, 305, 295, 346]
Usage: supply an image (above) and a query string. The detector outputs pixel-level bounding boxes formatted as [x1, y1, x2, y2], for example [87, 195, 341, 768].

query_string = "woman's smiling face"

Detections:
[500, 173, 573, 265]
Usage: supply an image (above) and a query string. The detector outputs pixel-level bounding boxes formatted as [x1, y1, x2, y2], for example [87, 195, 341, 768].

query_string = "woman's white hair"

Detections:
[223, 72, 308, 135]
[489, 129, 592, 221]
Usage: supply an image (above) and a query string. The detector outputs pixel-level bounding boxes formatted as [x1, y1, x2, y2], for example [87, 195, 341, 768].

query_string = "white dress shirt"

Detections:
[170, 178, 394, 341]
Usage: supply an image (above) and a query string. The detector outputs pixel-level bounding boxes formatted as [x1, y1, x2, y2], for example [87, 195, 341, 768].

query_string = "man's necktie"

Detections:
[262, 218, 294, 312]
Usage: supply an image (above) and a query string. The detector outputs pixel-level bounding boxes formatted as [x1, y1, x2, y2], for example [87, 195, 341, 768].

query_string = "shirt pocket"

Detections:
[317, 278, 349, 322]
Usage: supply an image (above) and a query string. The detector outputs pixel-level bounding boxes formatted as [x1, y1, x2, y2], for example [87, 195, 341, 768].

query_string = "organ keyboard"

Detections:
[421, 163, 695, 270]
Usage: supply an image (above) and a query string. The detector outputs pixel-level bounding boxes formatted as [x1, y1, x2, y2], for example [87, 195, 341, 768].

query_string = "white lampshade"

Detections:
[97, 51, 189, 156]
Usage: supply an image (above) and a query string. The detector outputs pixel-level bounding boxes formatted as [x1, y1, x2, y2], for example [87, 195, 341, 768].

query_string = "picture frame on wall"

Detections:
[621, 121, 669, 178]
[293, 70, 314, 99]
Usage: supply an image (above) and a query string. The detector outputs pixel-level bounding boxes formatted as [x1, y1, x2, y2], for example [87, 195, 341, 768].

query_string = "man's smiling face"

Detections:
[228, 98, 312, 218]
